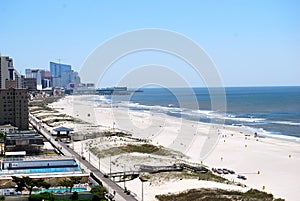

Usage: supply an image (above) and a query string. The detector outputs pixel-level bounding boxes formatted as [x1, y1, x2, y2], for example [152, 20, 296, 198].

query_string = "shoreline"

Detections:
[92, 93, 300, 144]
[48, 95, 300, 201]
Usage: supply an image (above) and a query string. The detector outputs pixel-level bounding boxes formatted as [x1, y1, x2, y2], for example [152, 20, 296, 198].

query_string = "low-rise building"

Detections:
[4, 131, 44, 155]
[0, 124, 18, 133]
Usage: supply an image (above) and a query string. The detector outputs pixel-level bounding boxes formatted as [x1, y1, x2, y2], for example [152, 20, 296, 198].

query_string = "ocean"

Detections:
[97, 86, 300, 141]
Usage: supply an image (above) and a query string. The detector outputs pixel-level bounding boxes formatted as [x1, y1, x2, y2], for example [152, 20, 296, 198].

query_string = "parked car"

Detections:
[237, 175, 247, 180]
[222, 169, 229, 174]
[217, 168, 223, 174]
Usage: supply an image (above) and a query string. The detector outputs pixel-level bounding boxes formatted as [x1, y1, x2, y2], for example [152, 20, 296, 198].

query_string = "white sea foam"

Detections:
[225, 116, 265, 123]
[244, 126, 300, 142]
[271, 121, 300, 126]
[93, 95, 300, 142]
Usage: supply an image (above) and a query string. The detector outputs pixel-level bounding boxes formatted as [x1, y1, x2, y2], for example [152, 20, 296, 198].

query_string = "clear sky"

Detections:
[0, 0, 299, 87]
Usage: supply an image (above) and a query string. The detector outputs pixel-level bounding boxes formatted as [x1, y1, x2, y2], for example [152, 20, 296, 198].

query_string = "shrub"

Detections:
[28, 192, 55, 201]
[71, 191, 79, 200]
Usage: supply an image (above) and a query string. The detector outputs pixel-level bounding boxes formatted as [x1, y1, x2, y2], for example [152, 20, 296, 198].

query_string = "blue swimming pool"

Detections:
[25, 166, 81, 174]
[39, 187, 88, 193]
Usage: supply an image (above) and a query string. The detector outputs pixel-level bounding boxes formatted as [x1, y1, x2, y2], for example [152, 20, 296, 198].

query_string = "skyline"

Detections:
[0, 0, 299, 87]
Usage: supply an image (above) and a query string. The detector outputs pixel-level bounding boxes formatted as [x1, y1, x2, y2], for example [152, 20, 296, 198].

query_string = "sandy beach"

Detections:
[49, 95, 300, 201]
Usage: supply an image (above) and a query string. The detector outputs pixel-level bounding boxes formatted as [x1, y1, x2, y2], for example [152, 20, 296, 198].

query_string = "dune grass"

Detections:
[155, 188, 284, 201]
[90, 143, 176, 158]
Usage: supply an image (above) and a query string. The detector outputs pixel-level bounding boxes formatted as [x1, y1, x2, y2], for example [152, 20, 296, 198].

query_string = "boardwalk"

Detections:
[107, 171, 140, 182]
[29, 114, 138, 201]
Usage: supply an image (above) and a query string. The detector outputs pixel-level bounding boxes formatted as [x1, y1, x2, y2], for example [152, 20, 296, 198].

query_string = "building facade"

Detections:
[25, 69, 51, 90]
[0, 88, 28, 130]
[4, 131, 44, 155]
[50, 62, 80, 88]
[50, 62, 71, 77]
[23, 78, 37, 91]
[0, 56, 12, 89]
[0, 55, 22, 89]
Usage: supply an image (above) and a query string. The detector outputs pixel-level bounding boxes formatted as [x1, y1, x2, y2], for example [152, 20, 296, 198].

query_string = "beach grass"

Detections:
[142, 169, 228, 184]
[90, 143, 176, 158]
[155, 188, 285, 201]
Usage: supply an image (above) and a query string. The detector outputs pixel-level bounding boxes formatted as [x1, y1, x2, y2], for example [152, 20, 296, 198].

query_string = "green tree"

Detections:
[12, 176, 50, 195]
[59, 179, 73, 192]
[59, 177, 81, 193]
[0, 195, 5, 200]
[90, 185, 107, 200]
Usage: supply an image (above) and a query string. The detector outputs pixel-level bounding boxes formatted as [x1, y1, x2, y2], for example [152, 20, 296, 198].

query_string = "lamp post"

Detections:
[113, 122, 115, 134]
[123, 164, 126, 189]
[98, 156, 101, 171]
[139, 177, 148, 201]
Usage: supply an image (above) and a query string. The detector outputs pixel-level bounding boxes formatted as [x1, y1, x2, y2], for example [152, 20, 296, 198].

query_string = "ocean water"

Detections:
[98, 86, 300, 141]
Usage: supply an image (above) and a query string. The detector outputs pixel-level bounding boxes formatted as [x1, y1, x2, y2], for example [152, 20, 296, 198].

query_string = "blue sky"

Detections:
[0, 0, 299, 87]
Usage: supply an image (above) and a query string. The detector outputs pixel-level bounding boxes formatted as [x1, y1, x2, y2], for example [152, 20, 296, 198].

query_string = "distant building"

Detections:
[23, 78, 37, 91]
[0, 88, 28, 130]
[25, 69, 51, 90]
[50, 62, 71, 77]
[14, 69, 23, 88]
[0, 55, 23, 89]
[61, 70, 79, 88]
[4, 131, 44, 155]
[50, 62, 80, 88]
[42, 78, 51, 89]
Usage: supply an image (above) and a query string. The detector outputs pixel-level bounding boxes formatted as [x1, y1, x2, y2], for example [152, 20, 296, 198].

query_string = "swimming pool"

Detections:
[38, 187, 88, 193]
[25, 166, 81, 174]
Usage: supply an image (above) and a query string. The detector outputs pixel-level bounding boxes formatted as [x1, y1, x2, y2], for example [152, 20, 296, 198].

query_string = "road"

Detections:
[29, 113, 138, 201]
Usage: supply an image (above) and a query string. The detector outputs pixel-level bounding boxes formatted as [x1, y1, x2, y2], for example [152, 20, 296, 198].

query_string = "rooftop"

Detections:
[53, 126, 73, 132]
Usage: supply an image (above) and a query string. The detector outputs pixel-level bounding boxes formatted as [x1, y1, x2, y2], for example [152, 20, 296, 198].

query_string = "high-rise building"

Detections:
[0, 55, 22, 89]
[50, 62, 71, 78]
[61, 70, 80, 88]
[0, 56, 12, 89]
[0, 88, 28, 130]
[50, 62, 80, 88]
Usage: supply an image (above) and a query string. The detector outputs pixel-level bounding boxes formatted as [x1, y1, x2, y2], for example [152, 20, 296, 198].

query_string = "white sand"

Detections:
[49, 95, 300, 201]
